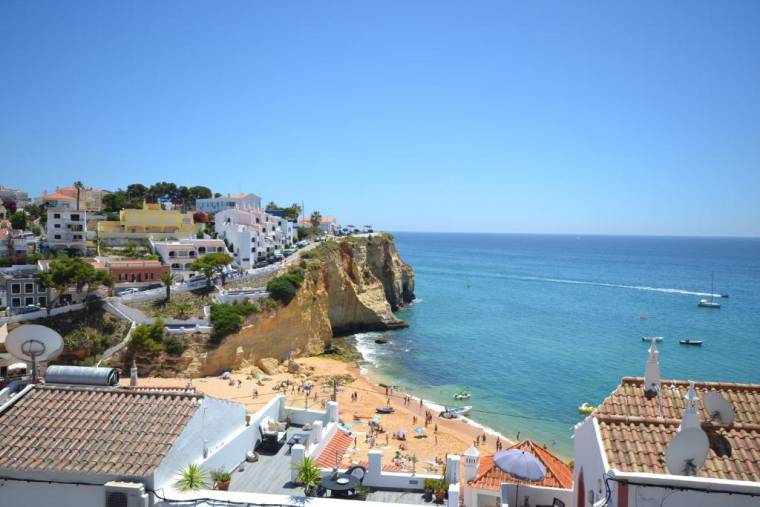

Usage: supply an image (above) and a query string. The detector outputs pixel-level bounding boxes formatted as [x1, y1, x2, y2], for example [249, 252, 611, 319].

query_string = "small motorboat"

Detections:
[679, 339, 703, 346]
[641, 336, 664, 342]
[578, 402, 595, 416]
[440, 406, 472, 419]
[720, 293, 729, 299]
[374, 338, 388, 344]
[698, 299, 721, 309]
[453, 387, 471, 400]
[375, 406, 395, 414]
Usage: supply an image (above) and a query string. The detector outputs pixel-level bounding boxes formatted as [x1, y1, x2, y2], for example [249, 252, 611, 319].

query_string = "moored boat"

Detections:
[698, 299, 721, 309]
[679, 339, 703, 346]
[578, 402, 595, 415]
[440, 406, 472, 419]
[641, 336, 664, 342]
[453, 386, 471, 400]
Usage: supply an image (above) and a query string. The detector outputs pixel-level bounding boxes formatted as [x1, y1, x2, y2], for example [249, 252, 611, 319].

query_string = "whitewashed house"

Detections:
[46, 205, 87, 253]
[150, 238, 229, 275]
[572, 343, 760, 507]
[195, 193, 261, 214]
[215, 208, 296, 269]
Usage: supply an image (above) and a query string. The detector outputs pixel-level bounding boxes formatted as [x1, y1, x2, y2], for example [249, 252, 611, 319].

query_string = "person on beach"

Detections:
[434, 423, 438, 434]
[252, 388, 258, 399]
[420, 398, 423, 408]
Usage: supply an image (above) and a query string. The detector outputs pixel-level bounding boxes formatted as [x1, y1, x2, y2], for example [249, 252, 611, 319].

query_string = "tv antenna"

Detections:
[704, 391, 736, 426]
[4, 325, 63, 384]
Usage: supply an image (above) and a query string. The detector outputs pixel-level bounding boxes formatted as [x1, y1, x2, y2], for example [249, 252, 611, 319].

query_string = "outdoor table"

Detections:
[287, 432, 309, 453]
[321, 472, 360, 497]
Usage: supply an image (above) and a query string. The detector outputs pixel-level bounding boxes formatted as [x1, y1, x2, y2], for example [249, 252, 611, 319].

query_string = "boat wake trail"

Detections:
[513, 276, 720, 297]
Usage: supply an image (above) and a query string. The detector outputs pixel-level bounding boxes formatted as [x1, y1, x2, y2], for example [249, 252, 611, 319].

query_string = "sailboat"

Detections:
[698, 273, 721, 309]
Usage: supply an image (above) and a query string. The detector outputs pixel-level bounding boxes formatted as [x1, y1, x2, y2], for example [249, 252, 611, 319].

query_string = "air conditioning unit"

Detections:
[104, 481, 149, 507]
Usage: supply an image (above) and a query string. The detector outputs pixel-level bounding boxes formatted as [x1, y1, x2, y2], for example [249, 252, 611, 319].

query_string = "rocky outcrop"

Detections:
[187, 234, 415, 376]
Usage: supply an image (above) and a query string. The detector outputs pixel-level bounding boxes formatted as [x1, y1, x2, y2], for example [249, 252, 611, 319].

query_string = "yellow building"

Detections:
[97, 203, 201, 240]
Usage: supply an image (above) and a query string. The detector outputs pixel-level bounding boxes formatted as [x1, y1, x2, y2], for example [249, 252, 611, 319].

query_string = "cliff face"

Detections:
[189, 235, 415, 376]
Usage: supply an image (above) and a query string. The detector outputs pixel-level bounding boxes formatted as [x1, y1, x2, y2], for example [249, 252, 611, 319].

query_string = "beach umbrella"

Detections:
[373, 416, 382, 424]
[493, 449, 546, 482]
[415, 427, 426, 434]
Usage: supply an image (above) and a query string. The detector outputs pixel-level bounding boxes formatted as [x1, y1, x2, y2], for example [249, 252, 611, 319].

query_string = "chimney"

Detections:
[463, 446, 480, 482]
[680, 381, 701, 430]
[130, 360, 138, 387]
[644, 340, 660, 399]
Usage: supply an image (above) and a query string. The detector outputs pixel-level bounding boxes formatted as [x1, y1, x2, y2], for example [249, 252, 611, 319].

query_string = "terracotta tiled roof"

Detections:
[315, 429, 353, 468]
[40, 192, 75, 201]
[594, 377, 760, 481]
[467, 440, 573, 491]
[0, 385, 202, 477]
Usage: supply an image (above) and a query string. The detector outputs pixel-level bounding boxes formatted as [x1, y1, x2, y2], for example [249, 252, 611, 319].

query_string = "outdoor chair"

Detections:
[346, 465, 366, 481]
[258, 416, 287, 451]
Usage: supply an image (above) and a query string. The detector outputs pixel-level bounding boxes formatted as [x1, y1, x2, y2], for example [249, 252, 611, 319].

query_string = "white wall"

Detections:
[361, 450, 439, 490]
[625, 483, 760, 507]
[572, 417, 609, 506]
[153, 396, 248, 490]
[500, 484, 572, 507]
[285, 406, 328, 426]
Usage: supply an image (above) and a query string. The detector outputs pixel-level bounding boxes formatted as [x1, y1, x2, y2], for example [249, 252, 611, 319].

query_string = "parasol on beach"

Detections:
[414, 427, 426, 434]
[372, 416, 382, 424]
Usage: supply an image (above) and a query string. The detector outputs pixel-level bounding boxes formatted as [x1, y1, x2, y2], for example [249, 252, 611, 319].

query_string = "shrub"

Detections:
[208, 303, 260, 346]
[266, 269, 305, 305]
[128, 319, 166, 354]
[164, 336, 188, 356]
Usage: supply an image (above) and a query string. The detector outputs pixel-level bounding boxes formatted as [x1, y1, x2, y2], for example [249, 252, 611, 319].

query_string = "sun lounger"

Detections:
[258, 416, 286, 451]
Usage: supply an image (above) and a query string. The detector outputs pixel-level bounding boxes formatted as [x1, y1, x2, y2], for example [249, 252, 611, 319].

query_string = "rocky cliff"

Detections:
[187, 234, 415, 376]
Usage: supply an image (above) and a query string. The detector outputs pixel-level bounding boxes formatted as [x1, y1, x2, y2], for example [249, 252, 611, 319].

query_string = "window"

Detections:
[119, 273, 127, 281]
[53, 213, 61, 219]
[11, 297, 20, 307]
[169, 251, 176, 257]
[131, 274, 140, 282]
[198, 247, 206, 254]
[11, 284, 20, 294]
[172, 263, 180, 269]
[54, 234, 61, 240]
[25, 283, 33, 293]
[37, 296, 46, 307]
[71, 214, 80, 221]
[54, 223, 61, 228]
[145, 272, 154, 280]
[25, 297, 34, 305]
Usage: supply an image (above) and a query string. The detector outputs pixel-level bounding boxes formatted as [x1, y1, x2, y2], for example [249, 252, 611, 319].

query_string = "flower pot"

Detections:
[434, 489, 446, 504]
[216, 480, 230, 491]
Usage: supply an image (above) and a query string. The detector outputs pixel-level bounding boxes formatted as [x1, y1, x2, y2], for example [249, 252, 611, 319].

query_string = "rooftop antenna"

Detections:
[704, 391, 736, 426]
[4, 325, 63, 384]
[665, 381, 709, 476]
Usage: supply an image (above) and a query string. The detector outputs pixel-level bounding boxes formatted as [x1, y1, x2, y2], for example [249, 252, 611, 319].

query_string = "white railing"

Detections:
[0, 302, 86, 325]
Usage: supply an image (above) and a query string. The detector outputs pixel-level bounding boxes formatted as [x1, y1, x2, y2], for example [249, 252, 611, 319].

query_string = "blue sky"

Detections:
[1, 2, 759, 235]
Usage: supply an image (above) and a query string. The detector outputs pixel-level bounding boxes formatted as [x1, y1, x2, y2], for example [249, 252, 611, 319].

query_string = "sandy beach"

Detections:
[125, 356, 512, 472]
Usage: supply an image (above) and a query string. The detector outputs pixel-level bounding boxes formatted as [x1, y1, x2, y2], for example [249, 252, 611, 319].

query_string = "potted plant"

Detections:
[174, 463, 209, 492]
[354, 482, 369, 501]
[434, 480, 447, 504]
[294, 456, 321, 496]
[423, 479, 436, 502]
[211, 469, 232, 491]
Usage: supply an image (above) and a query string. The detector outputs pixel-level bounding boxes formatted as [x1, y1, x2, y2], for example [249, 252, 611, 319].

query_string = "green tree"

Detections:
[265, 201, 279, 211]
[36, 256, 112, 314]
[128, 319, 166, 354]
[309, 211, 322, 232]
[266, 270, 304, 305]
[73, 181, 85, 211]
[191, 252, 233, 287]
[160, 271, 176, 301]
[9, 211, 26, 230]
[283, 203, 302, 221]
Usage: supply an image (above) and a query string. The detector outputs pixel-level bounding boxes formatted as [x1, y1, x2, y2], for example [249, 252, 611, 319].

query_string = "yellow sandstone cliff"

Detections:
[191, 235, 415, 376]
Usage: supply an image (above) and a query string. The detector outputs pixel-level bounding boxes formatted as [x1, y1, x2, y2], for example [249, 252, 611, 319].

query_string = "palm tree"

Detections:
[310, 211, 322, 233]
[294, 457, 321, 496]
[160, 271, 176, 301]
[174, 463, 209, 492]
[73, 181, 85, 211]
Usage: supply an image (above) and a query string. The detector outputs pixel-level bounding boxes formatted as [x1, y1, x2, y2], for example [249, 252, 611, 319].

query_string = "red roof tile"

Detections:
[467, 440, 573, 491]
[0, 385, 202, 477]
[594, 377, 760, 481]
[315, 429, 353, 469]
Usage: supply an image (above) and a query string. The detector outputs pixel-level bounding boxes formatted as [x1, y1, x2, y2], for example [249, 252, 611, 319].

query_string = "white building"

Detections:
[195, 193, 261, 215]
[215, 208, 296, 269]
[0, 229, 38, 258]
[46, 206, 87, 253]
[299, 216, 338, 234]
[572, 342, 760, 507]
[0, 186, 31, 208]
[0, 377, 253, 507]
[150, 238, 229, 275]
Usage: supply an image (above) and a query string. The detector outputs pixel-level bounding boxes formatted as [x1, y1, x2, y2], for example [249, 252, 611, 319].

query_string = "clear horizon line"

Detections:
[387, 230, 760, 239]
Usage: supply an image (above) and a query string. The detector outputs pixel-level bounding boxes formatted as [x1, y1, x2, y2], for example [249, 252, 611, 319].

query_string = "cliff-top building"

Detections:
[97, 202, 200, 242]
[215, 208, 296, 269]
[195, 193, 261, 215]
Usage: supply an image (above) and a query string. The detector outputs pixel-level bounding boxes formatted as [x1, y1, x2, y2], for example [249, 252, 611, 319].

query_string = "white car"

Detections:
[119, 288, 140, 296]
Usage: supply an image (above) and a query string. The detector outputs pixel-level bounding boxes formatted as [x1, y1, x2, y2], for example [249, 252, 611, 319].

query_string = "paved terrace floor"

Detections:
[229, 427, 431, 505]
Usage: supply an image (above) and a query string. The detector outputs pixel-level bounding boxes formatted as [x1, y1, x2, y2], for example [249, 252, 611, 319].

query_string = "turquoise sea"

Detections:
[355, 233, 760, 457]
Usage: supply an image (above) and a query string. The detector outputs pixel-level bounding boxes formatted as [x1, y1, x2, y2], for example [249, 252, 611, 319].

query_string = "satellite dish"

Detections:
[5, 325, 64, 384]
[665, 427, 709, 476]
[704, 391, 736, 425]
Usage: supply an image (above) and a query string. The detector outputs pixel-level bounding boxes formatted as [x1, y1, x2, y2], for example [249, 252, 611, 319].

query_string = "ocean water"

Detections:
[355, 233, 760, 457]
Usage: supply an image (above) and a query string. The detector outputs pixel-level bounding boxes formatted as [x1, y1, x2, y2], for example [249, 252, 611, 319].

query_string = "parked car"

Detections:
[119, 288, 140, 296]
[13, 305, 42, 315]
